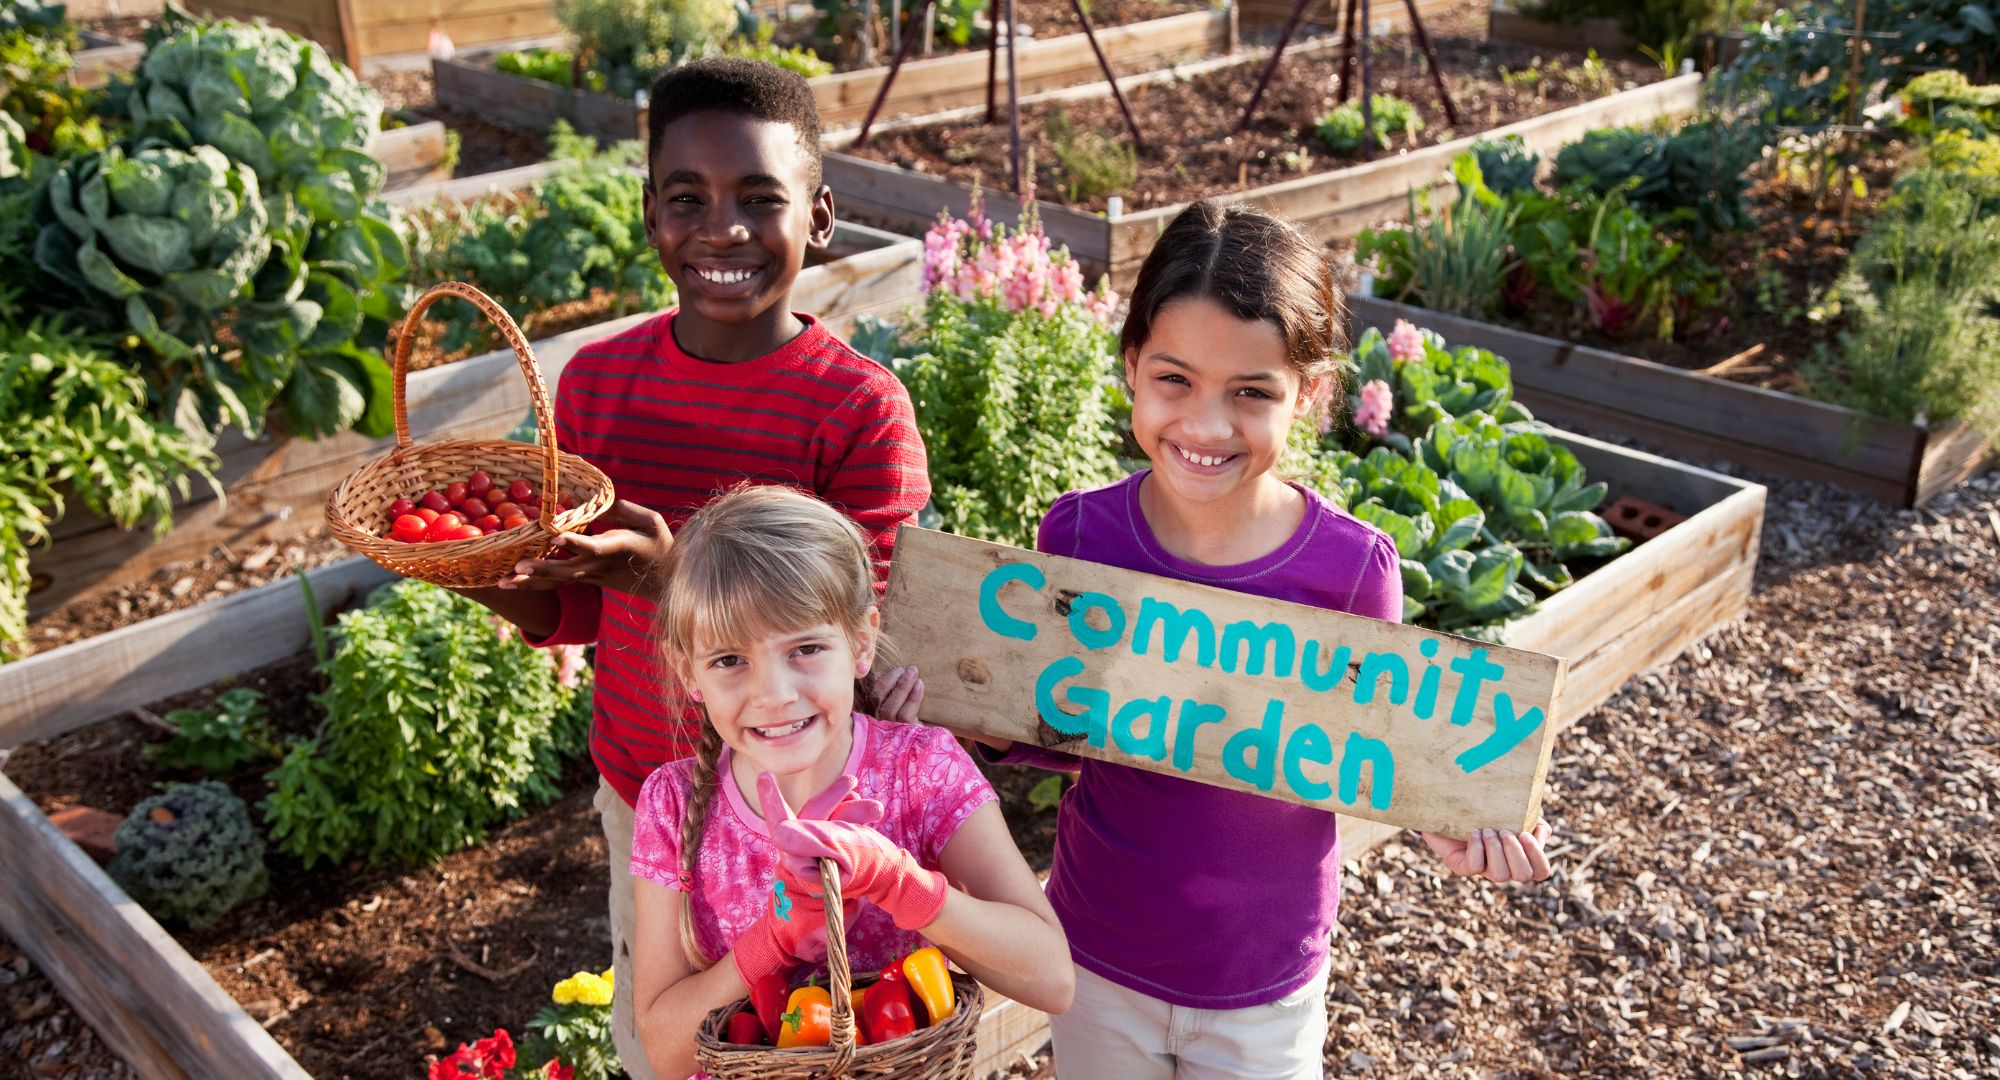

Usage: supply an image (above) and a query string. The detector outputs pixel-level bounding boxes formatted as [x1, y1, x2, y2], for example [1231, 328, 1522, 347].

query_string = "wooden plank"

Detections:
[0, 772, 311, 1080]
[1487, 8, 1630, 56]
[1346, 294, 1934, 501]
[813, 9, 1230, 127]
[1238, 0, 1457, 27]
[370, 120, 452, 190]
[2, 557, 391, 749]
[356, 7, 563, 58]
[349, 0, 556, 27]
[822, 151, 1112, 262]
[971, 990, 1050, 1078]
[1912, 422, 1996, 508]
[886, 529, 1567, 836]
[74, 39, 146, 89]
[383, 160, 563, 206]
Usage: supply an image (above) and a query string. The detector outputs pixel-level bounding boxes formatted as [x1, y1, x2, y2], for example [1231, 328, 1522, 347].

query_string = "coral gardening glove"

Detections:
[732, 773, 877, 989]
[763, 774, 950, 932]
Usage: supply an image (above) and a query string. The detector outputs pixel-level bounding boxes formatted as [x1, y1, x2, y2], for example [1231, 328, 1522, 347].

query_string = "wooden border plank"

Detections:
[0, 773, 311, 1080]
[1348, 295, 1995, 506]
[370, 121, 452, 191]
[1, 559, 394, 750]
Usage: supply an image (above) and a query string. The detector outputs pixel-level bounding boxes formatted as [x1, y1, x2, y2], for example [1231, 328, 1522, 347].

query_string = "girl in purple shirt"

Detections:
[988, 200, 1555, 1078]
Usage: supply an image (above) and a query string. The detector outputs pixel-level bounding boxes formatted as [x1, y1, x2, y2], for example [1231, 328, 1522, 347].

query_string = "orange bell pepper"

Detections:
[900, 946, 956, 1025]
[777, 985, 833, 1048]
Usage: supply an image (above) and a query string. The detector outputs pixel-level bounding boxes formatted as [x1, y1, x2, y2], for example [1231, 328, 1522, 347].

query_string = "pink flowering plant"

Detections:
[856, 187, 1126, 548]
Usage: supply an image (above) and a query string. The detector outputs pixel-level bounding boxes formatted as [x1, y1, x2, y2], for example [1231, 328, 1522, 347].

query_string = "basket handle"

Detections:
[820, 856, 859, 1075]
[392, 282, 562, 530]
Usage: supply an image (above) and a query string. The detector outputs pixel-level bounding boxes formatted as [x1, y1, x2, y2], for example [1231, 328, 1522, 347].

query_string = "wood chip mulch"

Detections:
[9, 465, 1999, 1078]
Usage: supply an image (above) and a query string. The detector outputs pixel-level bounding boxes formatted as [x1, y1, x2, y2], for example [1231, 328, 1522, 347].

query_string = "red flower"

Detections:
[429, 1029, 515, 1080]
[541, 1062, 576, 1080]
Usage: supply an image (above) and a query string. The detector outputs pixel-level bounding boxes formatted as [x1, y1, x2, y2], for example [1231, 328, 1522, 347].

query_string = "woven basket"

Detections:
[694, 860, 984, 1079]
[325, 282, 616, 588]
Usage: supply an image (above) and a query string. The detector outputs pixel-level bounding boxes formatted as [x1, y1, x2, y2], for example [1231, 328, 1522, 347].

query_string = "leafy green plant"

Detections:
[554, 0, 735, 96]
[496, 46, 607, 91]
[261, 581, 593, 868]
[148, 688, 282, 776]
[522, 969, 620, 1080]
[1310, 325, 1626, 635]
[413, 130, 674, 353]
[1026, 774, 1066, 813]
[1315, 94, 1424, 151]
[1468, 135, 1541, 197]
[0, 0, 65, 36]
[1551, 120, 1755, 239]
[722, 24, 833, 78]
[0, 319, 217, 660]
[1805, 163, 2000, 435]
[1899, 70, 2000, 136]
[1047, 105, 1138, 204]
[108, 780, 269, 930]
[1357, 155, 1520, 318]
[1521, 0, 1730, 55]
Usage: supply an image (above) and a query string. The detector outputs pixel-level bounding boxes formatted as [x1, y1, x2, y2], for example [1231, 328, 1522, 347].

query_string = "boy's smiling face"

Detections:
[645, 110, 835, 361]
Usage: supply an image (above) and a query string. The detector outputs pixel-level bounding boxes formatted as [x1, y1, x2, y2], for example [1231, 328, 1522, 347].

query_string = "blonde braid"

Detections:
[676, 720, 725, 972]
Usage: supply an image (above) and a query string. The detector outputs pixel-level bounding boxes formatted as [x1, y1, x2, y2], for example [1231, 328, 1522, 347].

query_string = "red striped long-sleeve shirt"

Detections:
[532, 311, 930, 804]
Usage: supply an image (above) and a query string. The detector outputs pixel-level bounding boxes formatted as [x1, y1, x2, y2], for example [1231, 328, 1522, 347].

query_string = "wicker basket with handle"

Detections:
[325, 281, 616, 588]
[694, 859, 983, 1079]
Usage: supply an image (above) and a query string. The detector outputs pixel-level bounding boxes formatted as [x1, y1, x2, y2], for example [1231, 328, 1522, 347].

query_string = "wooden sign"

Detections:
[883, 528, 1567, 836]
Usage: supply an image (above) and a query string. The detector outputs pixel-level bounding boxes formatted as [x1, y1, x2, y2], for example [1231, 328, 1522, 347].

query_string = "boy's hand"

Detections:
[496, 500, 672, 596]
[1421, 820, 1554, 883]
[870, 666, 925, 724]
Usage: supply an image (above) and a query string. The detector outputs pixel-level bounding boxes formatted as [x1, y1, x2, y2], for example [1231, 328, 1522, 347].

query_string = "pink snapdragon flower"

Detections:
[1387, 319, 1425, 363]
[1355, 379, 1394, 438]
[918, 189, 1120, 325]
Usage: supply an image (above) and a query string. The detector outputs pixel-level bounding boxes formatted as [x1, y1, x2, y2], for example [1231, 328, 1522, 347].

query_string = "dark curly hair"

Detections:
[645, 58, 824, 189]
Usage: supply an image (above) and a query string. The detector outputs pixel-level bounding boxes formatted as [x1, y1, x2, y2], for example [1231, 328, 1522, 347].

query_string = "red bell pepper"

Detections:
[751, 971, 791, 1040]
[861, 965, 920, 1044]
[725, 1010, 768, 1046]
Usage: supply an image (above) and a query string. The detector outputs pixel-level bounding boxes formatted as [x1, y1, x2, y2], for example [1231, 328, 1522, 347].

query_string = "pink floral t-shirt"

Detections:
[630, 713, 996, 970]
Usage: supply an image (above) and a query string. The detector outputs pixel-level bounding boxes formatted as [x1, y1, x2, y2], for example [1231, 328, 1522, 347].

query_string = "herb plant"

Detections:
[262, 580, 594, 868]
[149, 687, 283, 776]
[1047, 105, 1138, 204]
[1316, 94, 1424, 152]
[497, 46, 608, 91]
[1357, 155, 1520, 319]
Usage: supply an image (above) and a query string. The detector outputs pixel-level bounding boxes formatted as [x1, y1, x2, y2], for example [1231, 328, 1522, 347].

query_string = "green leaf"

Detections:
[280, 351, 370, 439]
[1027, 774, 1065, 813]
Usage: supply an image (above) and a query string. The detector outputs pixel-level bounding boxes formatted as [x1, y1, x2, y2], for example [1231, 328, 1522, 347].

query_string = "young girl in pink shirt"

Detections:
[625, 485, 1071, 1078]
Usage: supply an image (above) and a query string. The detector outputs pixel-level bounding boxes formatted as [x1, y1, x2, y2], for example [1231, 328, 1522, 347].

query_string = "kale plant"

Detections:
[108, 780, 269, 930]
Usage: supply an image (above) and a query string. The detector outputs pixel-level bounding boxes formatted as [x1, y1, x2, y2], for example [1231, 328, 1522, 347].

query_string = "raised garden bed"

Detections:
[828, 40, 1695, 286]
[1348, 294, 1997, 507]
[74, 28, 145, 88]
[187, 0, 562, 71]
[20, 218, 922, 632]
[432, 7, 1235, 142]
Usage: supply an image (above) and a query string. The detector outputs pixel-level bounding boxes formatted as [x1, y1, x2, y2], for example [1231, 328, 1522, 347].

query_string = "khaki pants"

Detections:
[597, 779, 665, 1080]
[1048, 960, 1332, 1080]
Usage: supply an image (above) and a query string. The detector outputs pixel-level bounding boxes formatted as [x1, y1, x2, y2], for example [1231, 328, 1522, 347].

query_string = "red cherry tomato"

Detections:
[478, 525, 497, 536]
[490, 501, 521, 520]
[444, 482, 469, 506]
[419, 491, 451, 514]
[424, 512, 465, 542]
[467, 470, 493, 496]
[415, 507, 441, 525]
[522, 506, 541, 521]
[459, 497, 490, 520]
[500, 514, 529, 531]
[390, 514, 428, 543]
[448, 524, 484, 541]
[508, 479, 535, 503]
[473, 514, 501, 531]
[389, 497, 417, 517]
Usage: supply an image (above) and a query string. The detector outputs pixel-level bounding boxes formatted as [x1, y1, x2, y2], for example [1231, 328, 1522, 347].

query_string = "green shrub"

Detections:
[1048, 106, 1138, 204]
[0, 319, 217, 660]
[1315, 94, 1423, 152]
[554, 0, 734, 96]
[108, 781, 268, 930]
[721, 25, 833, 79]
[261, 581, 593, 868]
[1805, 166, 2000, 435]
[412, 128, 674, 353]
[148, 688, 281, 776]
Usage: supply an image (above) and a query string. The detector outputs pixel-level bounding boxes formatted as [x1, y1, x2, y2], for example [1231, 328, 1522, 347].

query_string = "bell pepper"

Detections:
[900, 946, 956, 1025]
[776, 985, 833, 1048]
[725, 1010, 768, 1046]
[861, 965, 920, 1044]
[751, 971, 791, 1041]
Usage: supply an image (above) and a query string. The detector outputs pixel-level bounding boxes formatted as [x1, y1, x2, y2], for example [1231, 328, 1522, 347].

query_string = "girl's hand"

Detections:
[759, 772, 949, 931]
[1421, 820, 1554, 883]
[871, 665, 926, 724]
[498, 500, 673, 595]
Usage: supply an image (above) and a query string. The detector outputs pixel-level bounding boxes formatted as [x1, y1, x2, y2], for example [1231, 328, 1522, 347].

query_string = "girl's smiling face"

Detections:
[686, 617, 874, 783]
[1124, 295, 1325, 508]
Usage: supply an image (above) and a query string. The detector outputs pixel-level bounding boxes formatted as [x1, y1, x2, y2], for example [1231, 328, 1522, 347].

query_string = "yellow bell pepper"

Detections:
[900, 946, 956, 1025]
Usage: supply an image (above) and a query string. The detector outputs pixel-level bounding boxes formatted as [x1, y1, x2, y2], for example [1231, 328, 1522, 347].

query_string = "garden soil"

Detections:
[847, 1, 1658, 213]
[10, 461, 1998, 1077]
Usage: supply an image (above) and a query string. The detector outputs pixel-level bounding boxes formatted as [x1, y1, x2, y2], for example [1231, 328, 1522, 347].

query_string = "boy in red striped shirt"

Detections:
[455, 59, 929, 1076]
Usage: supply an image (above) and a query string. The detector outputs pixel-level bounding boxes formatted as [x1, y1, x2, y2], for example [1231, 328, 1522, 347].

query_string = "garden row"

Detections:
[0, 197, 1764, 1077]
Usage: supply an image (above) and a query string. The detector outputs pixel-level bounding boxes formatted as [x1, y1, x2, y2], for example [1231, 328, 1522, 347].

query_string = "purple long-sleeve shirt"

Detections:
[1004, 470, 1403, 1009]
